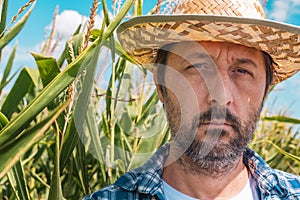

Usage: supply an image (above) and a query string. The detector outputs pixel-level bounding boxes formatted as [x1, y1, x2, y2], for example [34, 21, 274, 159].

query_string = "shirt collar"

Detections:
[115, 143, 170, 197]
[243, 147, 289, 198]
[115, 144, 290, 198]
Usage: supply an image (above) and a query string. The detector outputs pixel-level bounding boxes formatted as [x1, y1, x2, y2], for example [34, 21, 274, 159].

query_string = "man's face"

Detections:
[155, 41, 267, 175]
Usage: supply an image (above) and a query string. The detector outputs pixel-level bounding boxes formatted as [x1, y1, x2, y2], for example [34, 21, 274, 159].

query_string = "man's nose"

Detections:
[205, 71, 234, 107]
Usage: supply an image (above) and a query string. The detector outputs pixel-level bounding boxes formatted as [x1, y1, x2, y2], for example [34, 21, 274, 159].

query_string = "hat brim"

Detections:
[117, 15, 300, 84]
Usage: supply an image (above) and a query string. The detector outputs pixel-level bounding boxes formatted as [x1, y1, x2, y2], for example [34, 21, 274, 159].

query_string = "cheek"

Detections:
[237, 85, 265, 120]
[248, 81, 266, 105]
[164, 72, 205, 118]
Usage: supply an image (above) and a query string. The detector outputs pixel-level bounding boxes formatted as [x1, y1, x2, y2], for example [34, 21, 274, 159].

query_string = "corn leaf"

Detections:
[32, 53, 61, 87]
[61, 40, 100, 175]
[0, 43, 17, 93]
[0, 39, 99, 146]
[127, 109, 169, 169]
[1, 67, 39, 119]
[59, 116, 79, 171]
[0, 0, 8, 35]
[48, 127, 64, 200]
[75, 142, 89, 195]
[60, 37, 99, 172]
[7, 161, 30, 200]
[0, 111, 9, 130]
[65, 33, 84, 64]
[0, 2, 35, 50]
[0, 101, 69, 179]
[262, 116, 300, 124]
[101, 0, 135, 41]
[253, 140, 300, 163]
[57, 25, 82, 68]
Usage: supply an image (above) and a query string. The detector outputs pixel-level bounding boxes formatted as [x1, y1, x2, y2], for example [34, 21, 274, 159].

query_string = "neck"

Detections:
[162, 153, 249, 199]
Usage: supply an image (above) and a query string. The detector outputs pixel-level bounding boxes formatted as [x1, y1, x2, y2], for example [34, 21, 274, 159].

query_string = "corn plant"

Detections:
[0, 0, 299, 199]
[0, 0, 169, 199]
[252, 115, 300, 175]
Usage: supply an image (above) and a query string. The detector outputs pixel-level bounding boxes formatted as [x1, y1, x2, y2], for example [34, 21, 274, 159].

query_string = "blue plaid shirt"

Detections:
[83, 143, 300, 200]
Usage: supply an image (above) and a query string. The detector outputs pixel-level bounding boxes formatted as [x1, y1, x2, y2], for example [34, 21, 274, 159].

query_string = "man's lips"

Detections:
[199, 121, 232, 127]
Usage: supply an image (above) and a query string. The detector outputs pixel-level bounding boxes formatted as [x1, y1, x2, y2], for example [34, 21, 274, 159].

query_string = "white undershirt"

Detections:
[162, 174, 259, 200]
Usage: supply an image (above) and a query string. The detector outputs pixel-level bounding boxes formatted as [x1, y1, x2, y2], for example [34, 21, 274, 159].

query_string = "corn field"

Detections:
[0, 0, 299, 199]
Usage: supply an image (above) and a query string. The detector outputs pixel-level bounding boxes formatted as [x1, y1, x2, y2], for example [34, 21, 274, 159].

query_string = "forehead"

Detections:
[165, 41, 264, 64]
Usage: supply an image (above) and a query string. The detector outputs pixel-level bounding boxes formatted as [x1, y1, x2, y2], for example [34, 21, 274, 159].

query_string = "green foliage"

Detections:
[0, 0, 34, 51]
[252, 117, 300, 175]
[0, 0, 299, 199]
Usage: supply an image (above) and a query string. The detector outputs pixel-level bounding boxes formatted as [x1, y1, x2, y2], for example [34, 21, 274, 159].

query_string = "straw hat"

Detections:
[117, 0, 300, 84]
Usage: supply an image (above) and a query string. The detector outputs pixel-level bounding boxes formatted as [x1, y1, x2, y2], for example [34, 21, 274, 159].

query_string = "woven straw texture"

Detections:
[117, 0, 300, 84]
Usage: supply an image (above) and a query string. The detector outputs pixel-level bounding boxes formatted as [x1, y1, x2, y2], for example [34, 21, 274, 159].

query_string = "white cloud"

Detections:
[268, 0, 290, 21]
[45, 10, 104, 39]
[46, 10, 87, 38]
[2, 9, 106, 70]
[29, 10, 106, 61]
[291, 0, 300, 5]
[267, 0, 300, 22]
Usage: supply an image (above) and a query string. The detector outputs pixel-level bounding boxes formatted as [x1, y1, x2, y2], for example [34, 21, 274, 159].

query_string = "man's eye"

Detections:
[187, 63, 206, 69]
[235, 68, 254, 77]
[236, 68, 250, 74]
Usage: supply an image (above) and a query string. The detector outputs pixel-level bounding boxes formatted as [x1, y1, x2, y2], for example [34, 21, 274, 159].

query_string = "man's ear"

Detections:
[153, 67, 165, 103]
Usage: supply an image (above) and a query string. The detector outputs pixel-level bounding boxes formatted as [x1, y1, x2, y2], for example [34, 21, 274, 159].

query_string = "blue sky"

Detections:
[3, 0, 300, 119]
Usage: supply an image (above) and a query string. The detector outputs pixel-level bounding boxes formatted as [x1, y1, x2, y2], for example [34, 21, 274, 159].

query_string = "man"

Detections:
[84, 0, 300, 199]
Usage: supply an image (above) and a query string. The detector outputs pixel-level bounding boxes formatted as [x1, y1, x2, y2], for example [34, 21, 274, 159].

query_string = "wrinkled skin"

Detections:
[154, 41, 267, 177]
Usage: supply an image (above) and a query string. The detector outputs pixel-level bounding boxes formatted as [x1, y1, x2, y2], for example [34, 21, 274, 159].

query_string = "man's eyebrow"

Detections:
[235, 58, 258, 68]
[188, 52, 211, 60]
[180, 52, 212, 64]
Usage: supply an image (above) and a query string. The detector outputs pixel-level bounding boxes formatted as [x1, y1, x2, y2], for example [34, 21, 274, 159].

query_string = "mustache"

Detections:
[195, 107, 242, 132]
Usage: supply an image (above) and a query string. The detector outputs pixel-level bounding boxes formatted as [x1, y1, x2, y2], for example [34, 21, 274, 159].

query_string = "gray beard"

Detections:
[175, 129, 250, 179]
[168, 107, 261, 179]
